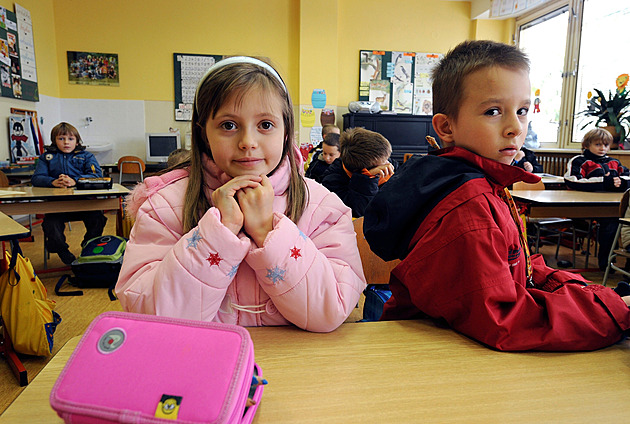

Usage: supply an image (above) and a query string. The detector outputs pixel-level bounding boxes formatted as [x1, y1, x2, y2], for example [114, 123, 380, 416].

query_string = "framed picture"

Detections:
[67, 51, 119, 86]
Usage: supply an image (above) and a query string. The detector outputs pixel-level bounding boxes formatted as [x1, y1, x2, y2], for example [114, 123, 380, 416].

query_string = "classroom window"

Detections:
[516, 0, 630, 149]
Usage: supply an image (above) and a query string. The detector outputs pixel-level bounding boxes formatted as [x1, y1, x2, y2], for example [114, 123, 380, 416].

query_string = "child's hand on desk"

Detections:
[613, 176, 621, 187]
[211, 175, 263, 237]
[52, 174, 76, 188]
[238, 175, 274, 247]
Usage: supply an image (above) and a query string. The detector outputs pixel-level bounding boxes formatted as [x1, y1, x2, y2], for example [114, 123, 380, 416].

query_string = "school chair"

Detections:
[513, 180, 578, 266]
[602, 189, 630, 286]
[117, 155, 145, 187]
[0, 170, 9, 187]
[403, 153, 414, 163]
[353, 217, 400, 321]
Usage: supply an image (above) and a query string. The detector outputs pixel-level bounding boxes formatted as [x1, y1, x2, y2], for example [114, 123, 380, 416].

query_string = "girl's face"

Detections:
[205, 87, 285, 178]
[587, 140, 609, 157]
[55, 132, 77, 153]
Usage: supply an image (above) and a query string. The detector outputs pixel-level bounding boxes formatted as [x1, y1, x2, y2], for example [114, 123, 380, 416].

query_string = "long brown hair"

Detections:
[181, 58, 307, 233]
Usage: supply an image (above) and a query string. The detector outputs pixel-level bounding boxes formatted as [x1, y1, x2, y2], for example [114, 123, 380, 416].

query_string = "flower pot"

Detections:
[601, 125, 620, 149]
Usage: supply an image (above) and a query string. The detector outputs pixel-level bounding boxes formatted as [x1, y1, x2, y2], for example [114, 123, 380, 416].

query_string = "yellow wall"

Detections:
[51, 0, 299, 101]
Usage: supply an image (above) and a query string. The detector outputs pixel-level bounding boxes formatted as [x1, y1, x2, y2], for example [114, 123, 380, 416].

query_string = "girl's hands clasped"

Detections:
[211, 174, 274, 246]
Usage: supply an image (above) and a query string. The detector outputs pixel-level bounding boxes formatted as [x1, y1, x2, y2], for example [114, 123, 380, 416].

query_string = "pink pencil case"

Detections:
[50, 311, 263, 423]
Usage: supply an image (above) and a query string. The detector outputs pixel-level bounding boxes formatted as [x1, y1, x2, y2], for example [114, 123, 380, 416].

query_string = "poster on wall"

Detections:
[173, 53, 224, 121]
[359, 50, 441, 115]
[8, 114, 40, 164]
[67, 51, 119, 86]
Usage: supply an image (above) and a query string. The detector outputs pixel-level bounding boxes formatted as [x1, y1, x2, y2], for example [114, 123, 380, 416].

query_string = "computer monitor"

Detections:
[145, 133, 181, 163]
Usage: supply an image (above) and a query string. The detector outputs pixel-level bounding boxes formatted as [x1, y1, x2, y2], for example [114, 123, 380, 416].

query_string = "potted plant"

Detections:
[577, 74, 630, 148]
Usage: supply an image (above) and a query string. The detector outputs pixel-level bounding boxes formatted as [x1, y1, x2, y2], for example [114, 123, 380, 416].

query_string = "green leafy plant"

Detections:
[578, 87, 630, 143]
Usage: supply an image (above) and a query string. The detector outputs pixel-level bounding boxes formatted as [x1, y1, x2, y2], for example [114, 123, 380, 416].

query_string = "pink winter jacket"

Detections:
[115, 155, 366, 332]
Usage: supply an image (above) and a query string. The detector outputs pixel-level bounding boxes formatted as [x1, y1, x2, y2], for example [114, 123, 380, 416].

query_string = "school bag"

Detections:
[55, 235, 126, 297]
[50, 311, 264, 424]
[362, 284, 392, 322]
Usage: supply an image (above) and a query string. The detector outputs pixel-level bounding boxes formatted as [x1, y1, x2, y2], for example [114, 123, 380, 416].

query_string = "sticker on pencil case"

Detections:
[155, 394, 182, 420]
[97, 328, 126, 354]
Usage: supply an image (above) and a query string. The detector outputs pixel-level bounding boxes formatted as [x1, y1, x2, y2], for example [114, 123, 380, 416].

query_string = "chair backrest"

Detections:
[118, 155, 146, 184]
[619, 189, 630, 218]
[403, 153, 413, 163]
[0, 170, 8, 187]
[353, 217, 400, 284]
[512, 180, 545, 191]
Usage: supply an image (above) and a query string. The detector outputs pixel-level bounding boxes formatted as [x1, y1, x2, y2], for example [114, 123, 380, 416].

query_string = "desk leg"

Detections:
[0, 317, 28, 386]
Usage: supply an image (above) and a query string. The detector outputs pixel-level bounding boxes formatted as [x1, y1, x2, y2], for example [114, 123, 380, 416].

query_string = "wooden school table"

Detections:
[1, 320, 628, 423]
[0, 212, 30, 386]
[0, 184, 129, 215]
[511, 189, 622, 219]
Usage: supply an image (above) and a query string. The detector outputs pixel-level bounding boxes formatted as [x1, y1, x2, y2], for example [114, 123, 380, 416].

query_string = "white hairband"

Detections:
[194, 56, 287, 110]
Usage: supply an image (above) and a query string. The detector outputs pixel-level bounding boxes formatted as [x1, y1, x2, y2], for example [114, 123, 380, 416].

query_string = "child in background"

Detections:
[363, 40, 630, 351]
[512, 146, 543, 173]
[116, 57, 366, 331]
[322, 127, 397, 218]
[305, 133, 340, 182]
[564, 128, 630, 270]
[166, 148, 190, 168]
[304, 124, 340, 170]
[32, 122, 107, 264]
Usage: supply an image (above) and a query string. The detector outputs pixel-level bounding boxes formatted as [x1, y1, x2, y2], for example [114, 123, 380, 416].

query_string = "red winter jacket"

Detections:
[364, 147, 630, 351]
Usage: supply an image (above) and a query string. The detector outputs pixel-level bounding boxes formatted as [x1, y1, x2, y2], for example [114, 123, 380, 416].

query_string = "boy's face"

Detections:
[587, 140, 609, 157]
[437, 66, 531, 165]
[321, 144, 340, 164]
[55, 132, 77, 153]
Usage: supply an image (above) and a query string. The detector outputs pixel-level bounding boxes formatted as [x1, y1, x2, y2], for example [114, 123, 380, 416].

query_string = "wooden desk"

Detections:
[2, 320, 628, 423]
[511, 189, 622, 218]
[0, 212, 30, 241]
[0, 184, 129, 215]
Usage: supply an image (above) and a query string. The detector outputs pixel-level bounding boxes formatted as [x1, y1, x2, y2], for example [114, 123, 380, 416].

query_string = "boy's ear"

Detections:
[432, 114, 455, 144]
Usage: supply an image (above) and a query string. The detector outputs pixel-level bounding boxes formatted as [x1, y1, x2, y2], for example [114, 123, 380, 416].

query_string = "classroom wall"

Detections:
[0, 0, 511, 163]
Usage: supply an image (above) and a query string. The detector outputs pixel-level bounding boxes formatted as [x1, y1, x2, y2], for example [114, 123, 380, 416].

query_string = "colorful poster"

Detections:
[369, 80, 390, 111]
[300, 107, 315, 127]
[14, 3, 36, 82]
[320, 108, 335, 126]
[9, 115, 37, 163]
[311, 89, 326, 108]
[393, 82, 413, 113]
[413, 53, 442, 115]
[67, 51, 119, 86]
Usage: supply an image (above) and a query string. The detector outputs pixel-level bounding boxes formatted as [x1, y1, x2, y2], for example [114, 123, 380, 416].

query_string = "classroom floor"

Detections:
[0, 215, 620, 415]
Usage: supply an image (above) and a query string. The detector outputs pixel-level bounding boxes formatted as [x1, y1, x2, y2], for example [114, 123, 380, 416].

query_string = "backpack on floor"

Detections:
[55, 236, 126, 296]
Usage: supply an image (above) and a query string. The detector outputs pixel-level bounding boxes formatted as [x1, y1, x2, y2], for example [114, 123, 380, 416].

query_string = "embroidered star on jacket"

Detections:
[186, 228, 202, 249]
[207, 252, 222, 266]
[266, 266, 286, 284]
[290, 246, 301, 260]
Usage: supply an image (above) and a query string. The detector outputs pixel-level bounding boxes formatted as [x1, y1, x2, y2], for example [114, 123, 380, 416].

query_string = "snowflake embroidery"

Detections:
[290, 246, 301, 260]
[207, 252, 222, 266]
[227, 265, 239, 278]
[298, 230, 307, 240]
[186, 228, 202, 249]
[266, 266, 286, 284]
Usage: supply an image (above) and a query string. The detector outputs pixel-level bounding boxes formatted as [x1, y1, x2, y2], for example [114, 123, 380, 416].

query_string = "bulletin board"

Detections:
[359, 50, 442, 115]
[0, 4, 38, 102]
[173, 53, 224, 121]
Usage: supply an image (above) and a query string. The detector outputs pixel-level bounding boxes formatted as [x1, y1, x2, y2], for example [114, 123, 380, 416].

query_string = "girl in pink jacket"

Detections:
[115, 57, 366, 331]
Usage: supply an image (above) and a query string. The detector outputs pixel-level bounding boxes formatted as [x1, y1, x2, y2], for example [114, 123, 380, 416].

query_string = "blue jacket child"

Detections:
[31, 122, 107, 265]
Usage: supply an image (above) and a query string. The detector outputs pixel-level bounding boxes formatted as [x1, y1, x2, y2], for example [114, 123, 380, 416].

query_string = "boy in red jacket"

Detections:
[363, 40, 630, 351]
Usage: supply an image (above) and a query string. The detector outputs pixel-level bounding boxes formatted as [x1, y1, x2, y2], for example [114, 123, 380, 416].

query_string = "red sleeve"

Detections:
[387, 197, 630, 351]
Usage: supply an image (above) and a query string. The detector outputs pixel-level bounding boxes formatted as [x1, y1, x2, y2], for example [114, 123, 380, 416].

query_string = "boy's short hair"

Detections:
[581, 128, 613, 150]
[322, 133, 340, 149]
[167, 148, 190, 167]
[432, 40, 530, 118]
[50, 122, 82, 145]
[340, 128, 391, 172]
[322, 124, 340, 138]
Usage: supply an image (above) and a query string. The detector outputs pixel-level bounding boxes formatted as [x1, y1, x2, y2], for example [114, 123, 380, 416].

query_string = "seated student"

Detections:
[166, 148, 190, 168]
[32, 122, 107, 264]
[363, 40, 630, 351]
[512, 146, 543, 173]
[564, 128, 630, 270]
[321, 127, 397, 218]
[304, 124, 340, 170]
[305, 133, 340, 182]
